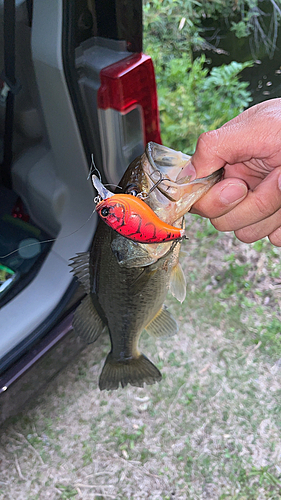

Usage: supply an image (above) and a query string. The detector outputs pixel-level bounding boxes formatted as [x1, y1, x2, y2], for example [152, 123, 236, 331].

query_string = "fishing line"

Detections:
[88, 156, 121, 191]
[1, 156, 102, 259]
[104, 183, 122, 190]
[87, 154, 101, 181]
[0, 162, 170, 259]
[0, 206, 97, 259]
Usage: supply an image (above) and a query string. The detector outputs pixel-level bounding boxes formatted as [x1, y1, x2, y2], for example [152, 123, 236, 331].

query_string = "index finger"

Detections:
[190, 99, 281, 179]
[210, 167, 281, 232]
[191, 124, 258, 178]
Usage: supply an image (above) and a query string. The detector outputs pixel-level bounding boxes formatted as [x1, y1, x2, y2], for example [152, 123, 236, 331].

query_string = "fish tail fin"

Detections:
[99, 353, 162, 391]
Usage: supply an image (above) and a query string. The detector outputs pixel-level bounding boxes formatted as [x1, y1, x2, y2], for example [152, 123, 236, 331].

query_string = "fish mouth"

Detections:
[143, 142, 224, 222]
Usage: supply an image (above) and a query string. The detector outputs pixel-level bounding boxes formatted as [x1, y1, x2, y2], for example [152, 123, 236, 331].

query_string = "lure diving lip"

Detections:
[92, 175, 185, 244]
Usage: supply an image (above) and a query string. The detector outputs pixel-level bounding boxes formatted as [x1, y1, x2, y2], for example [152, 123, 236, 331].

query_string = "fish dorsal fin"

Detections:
[144, 305, 178, 338]
[72, 294, 106, 343]
[170, 263, 186, 303]
[69, 252, 90, 293]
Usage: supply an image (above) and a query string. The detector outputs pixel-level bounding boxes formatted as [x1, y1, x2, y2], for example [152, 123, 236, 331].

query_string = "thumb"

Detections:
[191, 177, 248, 218]
[191, 129, 228, 178]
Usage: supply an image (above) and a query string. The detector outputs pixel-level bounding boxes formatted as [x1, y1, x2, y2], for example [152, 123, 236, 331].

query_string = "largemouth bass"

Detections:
[70, 143, 223, 390]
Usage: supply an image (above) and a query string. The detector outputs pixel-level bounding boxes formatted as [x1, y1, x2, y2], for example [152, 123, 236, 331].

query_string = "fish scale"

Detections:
[91, 221, 177, 360]
[70, 142, 223, 390]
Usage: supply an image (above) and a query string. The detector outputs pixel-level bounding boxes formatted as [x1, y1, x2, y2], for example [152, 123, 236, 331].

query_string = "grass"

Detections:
[0, 218, 281, 499]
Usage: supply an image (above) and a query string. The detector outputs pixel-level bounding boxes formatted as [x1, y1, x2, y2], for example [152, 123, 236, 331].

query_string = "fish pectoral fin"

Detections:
[69, 252, 90, 293]
[73, 294, 106, 343]
[170, 263, 186, 303]
[144, 305, 178, 338]
[111, 236, 158, 268]
[99, 353, 162, 391]
[180, 249, 188, 259]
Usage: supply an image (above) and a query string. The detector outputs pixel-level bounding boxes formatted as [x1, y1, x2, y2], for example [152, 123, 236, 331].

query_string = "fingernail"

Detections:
[177, 161, 196, 182]
[220, 183, 248, 205]
[278, 173, 281, 191]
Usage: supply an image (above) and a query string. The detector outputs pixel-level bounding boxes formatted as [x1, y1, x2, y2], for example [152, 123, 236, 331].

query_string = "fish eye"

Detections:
[101, 207, 110, 217]
[125, 184, 139, 196]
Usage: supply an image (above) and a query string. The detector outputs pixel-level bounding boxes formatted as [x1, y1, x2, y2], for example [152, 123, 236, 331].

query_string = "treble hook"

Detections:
[148, 171, 168, 194]
[87, 155, 101, 181]
[137, 171, 169, 200]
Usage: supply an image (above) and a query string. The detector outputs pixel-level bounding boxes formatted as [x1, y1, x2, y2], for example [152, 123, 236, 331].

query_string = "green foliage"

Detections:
[153, 51, 253, 153]
[144, 1, 254, 153]
[82, 440, 93, 466]
[230, 0, 281, 61]
[216, 261, 251, 298]
[144, 0, 281, 55]
[254, 316, 281, 357]
[55, 484, 78, 499]
[143, 0, 254, 55]
[110, 425, 146, 454]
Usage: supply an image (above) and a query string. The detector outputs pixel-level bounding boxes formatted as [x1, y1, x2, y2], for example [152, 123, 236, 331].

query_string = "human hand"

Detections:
[187, 98, 281, 246]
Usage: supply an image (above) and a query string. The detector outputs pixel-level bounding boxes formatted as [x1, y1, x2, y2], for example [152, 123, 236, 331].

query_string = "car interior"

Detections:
[0, 0, 99, 377]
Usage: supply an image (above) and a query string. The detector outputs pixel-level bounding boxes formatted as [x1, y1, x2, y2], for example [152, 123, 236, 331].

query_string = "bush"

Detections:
[148, 48, 253, 153]
[143, 0, 281, 152]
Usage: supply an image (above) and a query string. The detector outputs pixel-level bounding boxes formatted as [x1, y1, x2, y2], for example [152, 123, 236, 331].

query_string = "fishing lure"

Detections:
[92, 175, 185, 244]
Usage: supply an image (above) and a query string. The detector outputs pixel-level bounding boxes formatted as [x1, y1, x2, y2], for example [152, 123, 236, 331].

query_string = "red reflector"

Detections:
[12, 197, 30, 222]
[97, 53, 161, 144]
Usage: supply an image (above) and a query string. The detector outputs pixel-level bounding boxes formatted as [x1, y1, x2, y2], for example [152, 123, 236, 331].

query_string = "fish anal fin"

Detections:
[170, 262, 186, 303]
[144, 305, 178, 338]
[73, 294, 105, 343]
[99, 353, 162, 391]
[69, 252, 90, 293]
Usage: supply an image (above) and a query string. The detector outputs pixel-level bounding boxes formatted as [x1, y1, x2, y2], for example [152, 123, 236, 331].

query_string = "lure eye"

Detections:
[125, 184, 139, 197]
[101, 207, 110, 217]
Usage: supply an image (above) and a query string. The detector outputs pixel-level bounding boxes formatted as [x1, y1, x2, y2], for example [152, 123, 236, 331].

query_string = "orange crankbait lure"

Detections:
[92, 175, 185, 244]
